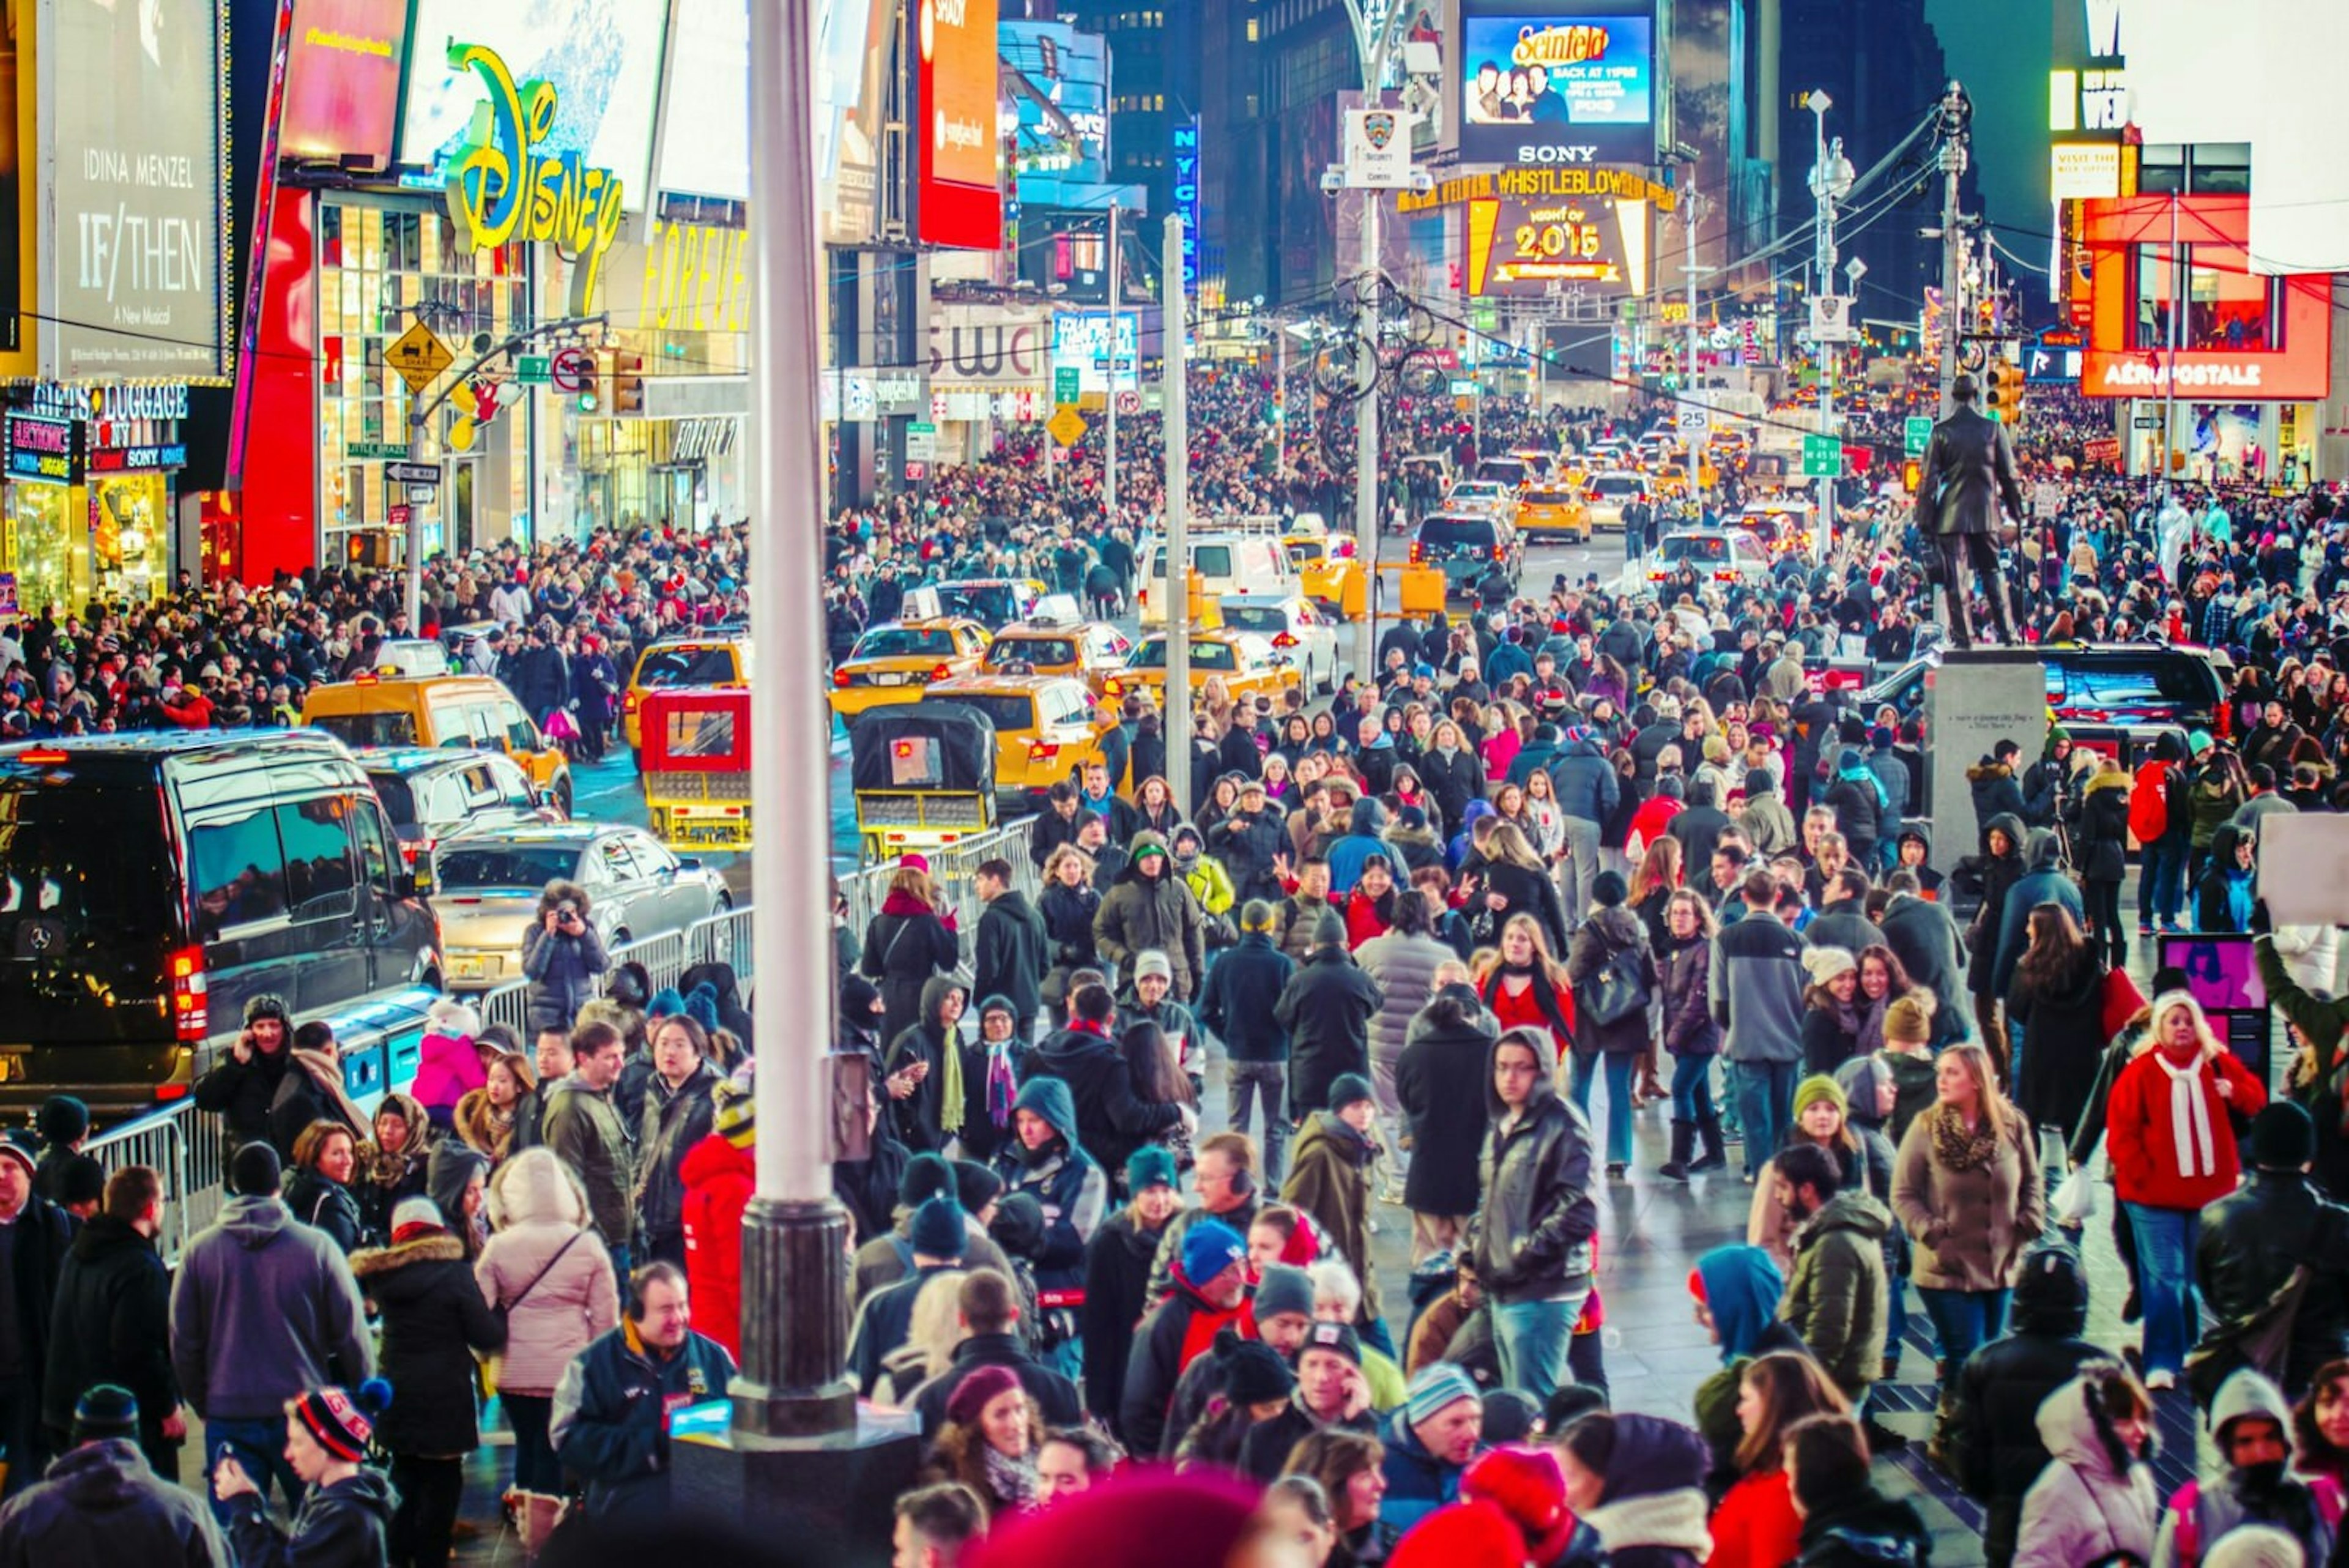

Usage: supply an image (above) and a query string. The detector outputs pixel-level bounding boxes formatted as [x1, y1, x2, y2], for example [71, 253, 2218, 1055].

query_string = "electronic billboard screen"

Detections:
[1458, 2, 1655, 166]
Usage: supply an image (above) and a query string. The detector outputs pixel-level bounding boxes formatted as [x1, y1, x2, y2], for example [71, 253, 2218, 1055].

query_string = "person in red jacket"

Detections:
[2107, 989, 2266, 1390]
[1341, 856, 1399, 949]
[679, 1085, 755, 1362]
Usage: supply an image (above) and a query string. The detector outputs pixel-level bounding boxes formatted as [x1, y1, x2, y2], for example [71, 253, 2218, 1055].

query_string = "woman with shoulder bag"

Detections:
[1566, 871, 1658, 1181]
[475, 1146, 620, 1501]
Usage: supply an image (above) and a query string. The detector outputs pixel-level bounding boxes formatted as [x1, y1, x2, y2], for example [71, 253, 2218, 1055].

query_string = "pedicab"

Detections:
[850, 702, 1000, 866]
[639, 685, 754, 850]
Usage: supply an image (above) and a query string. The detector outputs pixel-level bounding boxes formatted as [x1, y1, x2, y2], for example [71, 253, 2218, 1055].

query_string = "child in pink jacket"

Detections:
[412, 998, 486, 1132]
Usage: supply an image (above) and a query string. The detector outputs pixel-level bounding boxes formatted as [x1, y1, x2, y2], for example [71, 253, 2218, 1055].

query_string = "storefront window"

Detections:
[8, 485, 73, 617]
[317, 199, 530, 566]
[91, 475, 169, 603]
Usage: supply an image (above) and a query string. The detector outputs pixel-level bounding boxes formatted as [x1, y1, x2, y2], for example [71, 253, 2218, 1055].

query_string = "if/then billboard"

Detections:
[1457, 0, 1656, 167]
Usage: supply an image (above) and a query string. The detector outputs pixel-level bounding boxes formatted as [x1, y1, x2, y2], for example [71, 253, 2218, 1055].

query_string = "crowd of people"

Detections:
[1, 354, 2348, 1568]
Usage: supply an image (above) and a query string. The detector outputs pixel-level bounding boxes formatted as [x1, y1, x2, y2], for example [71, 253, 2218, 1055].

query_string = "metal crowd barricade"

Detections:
[609, 928, 691, 993]
[478, 978, 533, 1039]
[83, 1102, 213, 1267]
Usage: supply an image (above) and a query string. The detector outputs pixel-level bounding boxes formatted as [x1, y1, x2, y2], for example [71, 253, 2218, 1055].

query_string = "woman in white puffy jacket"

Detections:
[2014, 1364, 2161, 1567]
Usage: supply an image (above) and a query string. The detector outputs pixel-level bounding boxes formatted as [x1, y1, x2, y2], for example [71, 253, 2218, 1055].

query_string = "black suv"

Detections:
[1862, 642, 2234, 762]
[1412, 511, 1520, 601]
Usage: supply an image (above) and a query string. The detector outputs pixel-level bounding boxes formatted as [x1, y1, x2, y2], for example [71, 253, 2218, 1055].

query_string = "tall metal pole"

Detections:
[1683, 183, 1706, 513]
[1104, 203, 1120, 527]
[736, 0, 852, 1436]
[1352, 196, 1381, 686]
[1936, 81, 1969, 415]
[1809, 97, 1841, 546]
[1275, 327, 1287, 481]
[2161, 191, 2180, 503]
[1164, 215, 1193, 816]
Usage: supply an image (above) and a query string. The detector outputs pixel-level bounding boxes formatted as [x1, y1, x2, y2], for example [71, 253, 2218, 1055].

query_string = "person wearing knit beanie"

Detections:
[908, 1193, 968, 1261]
[1213, 1329, 1296, 1409]
[1792, 1074, 1847, 1125]
[1384, 1361, 1487, 1537]
[217, 1379, 395, 1561]
[1463, 1444, 1578, 1562]
[1800, 945, 1857, 990]
[1253, 1261, 1315, 1328]
[942, 1363, 1025, 1430]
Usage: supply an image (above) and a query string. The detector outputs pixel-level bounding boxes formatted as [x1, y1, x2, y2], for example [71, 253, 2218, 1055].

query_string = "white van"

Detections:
[1139, 531, 1297, 624]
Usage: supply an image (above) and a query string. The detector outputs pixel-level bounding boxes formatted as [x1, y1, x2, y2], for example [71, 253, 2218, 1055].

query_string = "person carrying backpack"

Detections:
[2132, 733, 2189, 937]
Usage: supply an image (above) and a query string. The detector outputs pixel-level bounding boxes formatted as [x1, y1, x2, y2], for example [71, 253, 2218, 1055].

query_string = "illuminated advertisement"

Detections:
[1052, 311, 1138, 395]
[2079, 195, 2332, 401]
[1175, 118, 1201, 291]
[917, 0, 1002, 248]
[653, 0, 746, 203]
[399, 0, 667, 207]
[1002, 22, 1108, 188]
[46, 0, 225, 377]
[1463, 192, 1649, 297]
[1458, 1, 1655, 165]
[280, 0, 409, 166]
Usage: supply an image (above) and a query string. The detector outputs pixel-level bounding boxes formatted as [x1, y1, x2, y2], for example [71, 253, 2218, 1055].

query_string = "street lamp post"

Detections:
[673, 0, 919, 1547]
[1806, 92, 1852, 544]
[1164, 214, 1192, 817]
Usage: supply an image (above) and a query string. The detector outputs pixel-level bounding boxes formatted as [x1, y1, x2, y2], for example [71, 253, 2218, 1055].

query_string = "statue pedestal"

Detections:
[673, 1410, 923, 1568]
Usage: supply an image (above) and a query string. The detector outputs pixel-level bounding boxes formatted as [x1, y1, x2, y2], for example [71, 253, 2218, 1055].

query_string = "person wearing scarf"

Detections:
[958, 997, 1026, 1166]
[883, 975, 968, 1155]
[2106, 990, 2268, 1390]
[923, 1365, 1042, 1521]
[989, 1077, 1107, 1382]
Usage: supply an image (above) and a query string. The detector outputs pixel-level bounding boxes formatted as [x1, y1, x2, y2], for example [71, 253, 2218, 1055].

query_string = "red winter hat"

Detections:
[1390, 1499, 1528, 1568]
[943, 1364, 1023, 1430]
[970, 1471, 1258, 1568]
[1464, 1446, 1575, 1562]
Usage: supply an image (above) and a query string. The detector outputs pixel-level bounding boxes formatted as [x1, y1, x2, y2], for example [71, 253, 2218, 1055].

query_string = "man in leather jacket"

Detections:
[1912, 373, 2025, 648]
[2196, 1102, 2349, 1399]
[1463, 1027, 1597, 1406]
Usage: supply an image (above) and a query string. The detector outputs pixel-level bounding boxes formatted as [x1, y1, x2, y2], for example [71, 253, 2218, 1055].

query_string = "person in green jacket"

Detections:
[1773, 1142, 1891, 1406]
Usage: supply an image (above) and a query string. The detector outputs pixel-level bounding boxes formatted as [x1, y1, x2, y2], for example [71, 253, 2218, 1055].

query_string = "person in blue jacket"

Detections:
[1378, 1361, 1488, 1544]
[551, 1261, 736, 1528]
[990, 1077, 1110, 1380]
[2194, 823, 2259, 934]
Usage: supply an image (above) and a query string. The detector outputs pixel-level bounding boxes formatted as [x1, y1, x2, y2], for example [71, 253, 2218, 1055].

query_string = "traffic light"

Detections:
[611, 352, 646, 416]
[1984, 364, 2013, 423]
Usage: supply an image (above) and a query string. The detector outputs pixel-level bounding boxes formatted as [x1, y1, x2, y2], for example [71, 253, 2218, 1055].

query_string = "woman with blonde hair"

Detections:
[1481, 818, 1570, 957]
[1038, 842, 1101, 1008]
[880, 1268, 970, 1406]
[1891, 1042, 2045, 1443]
[1474, 912, 1577, 1067]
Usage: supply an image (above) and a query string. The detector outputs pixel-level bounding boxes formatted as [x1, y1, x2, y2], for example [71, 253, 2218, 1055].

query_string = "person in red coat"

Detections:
[679, 1086, 755, 1362]
[2107, 989, 2266, 1390]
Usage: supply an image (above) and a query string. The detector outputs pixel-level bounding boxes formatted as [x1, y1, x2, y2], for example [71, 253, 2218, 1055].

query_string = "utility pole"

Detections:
[1807, 92, 1852, 544]
[1353, 204, 1381, 686]
[1164, 215, 1193, 816]
[1274, 324, 1288, 481]
[2161, 190, 2180, 504]
[1105, 201, 1121, 527]
[1935, 81, 1970, 415]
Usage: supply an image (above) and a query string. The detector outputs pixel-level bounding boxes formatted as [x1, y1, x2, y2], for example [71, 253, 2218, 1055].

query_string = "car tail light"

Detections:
[1493, 545, 1507, 562]
[1409, 542, 1424, 564]
[1715, 569, 1738, 582]
[833, 667, 852, 688]
[18, 749, 67, 765]
[930, 663, 952, 682]
[1029, 738, 1061, 764]
[623, 691, 640, 713]
[1271, 632, 1298, 648]
[1137, 589, 1149, 608]
[2214, 702, 2233, 740]
[169, 946, 208, 1042]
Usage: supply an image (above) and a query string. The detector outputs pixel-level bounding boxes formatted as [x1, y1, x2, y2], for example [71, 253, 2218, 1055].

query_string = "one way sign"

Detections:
[385, 461, 440, 487]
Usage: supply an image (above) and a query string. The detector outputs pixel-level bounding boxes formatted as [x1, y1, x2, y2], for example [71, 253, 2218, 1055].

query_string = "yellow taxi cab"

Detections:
[303, 674, 576, 814]
[980, 618, 1135, 698]
[922, 674, 1119, 799]
[828, 618, 992, 726]
[623, 633, 751, 752]
[1107, 629, 1304, 713]
[1515, 485, 1592, 543]
[1283, 529, 1371, 620]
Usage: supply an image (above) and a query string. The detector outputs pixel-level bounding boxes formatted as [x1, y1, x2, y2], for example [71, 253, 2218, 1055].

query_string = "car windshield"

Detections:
[1590, 476, 1641, 498]
[939, 585, 1021, 623]
[309, 711, 418, 748]
[637, 646, 738, 686]
[1129, 641, 1238, 671]
[927, 694, 1034, 730]
[854, 627, 956, 659]
[1656, 535, 1732, 565]
[987, 639, 1074, 667]
[1419, 517, 1497, 551]
[1219, 606, 1290, 635]
[434, 845, 582, 891]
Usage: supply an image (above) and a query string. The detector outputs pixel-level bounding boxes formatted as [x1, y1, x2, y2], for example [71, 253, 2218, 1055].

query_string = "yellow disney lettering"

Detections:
[439, 43, 626, 315]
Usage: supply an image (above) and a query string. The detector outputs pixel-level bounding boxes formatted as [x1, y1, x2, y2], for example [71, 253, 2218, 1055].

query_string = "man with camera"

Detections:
[522, 882, 609, 1035]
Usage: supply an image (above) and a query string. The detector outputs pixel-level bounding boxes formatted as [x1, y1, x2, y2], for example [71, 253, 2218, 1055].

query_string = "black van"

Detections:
[0, 731, 440, 1109]
[1412, 511, 1521, 601]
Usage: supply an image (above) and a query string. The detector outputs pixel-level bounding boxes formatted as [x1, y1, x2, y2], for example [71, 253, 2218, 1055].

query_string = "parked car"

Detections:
[431, 823, 731, 993]
[1582, 470, 1652, 530]
[1216, 593, 1340, 693]
[353, 746, 562, 890]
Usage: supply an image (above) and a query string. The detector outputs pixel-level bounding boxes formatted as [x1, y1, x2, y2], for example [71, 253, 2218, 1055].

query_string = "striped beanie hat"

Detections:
[715, 1084, 755, 1150]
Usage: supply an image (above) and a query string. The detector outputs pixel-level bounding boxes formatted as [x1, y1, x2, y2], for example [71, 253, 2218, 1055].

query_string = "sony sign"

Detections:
[1516, 144, 1599, 165]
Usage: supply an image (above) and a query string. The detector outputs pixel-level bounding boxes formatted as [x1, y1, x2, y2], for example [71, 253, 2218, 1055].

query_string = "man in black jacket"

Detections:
[1022, 985, 1185, 1188]
[40, 1166, 181, 1481]
[1275, 909, 1384, 1121]
[1196, 902, 1297, 1181]
[1951, 1244, 2104, 1568]
[1877, 872, 1974, 1048]
[1912, 372, 2024, 647]
[1463, 1027, 1596, 1405]
[908, 1267, 1082, 1435]
[2197, 1103, 2349, 1399]
[1395, 979, 1499, 1265]
[971, 859, 1048, 1042]
[0, 1137, 74, 1495]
